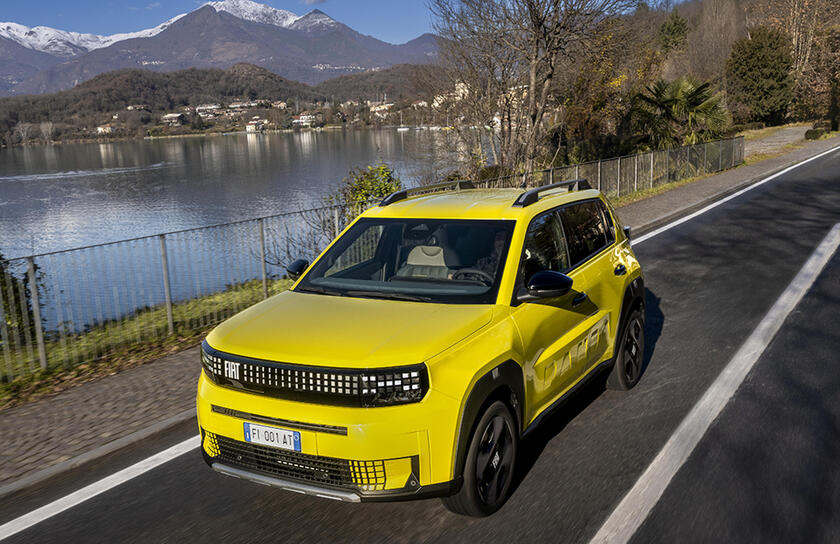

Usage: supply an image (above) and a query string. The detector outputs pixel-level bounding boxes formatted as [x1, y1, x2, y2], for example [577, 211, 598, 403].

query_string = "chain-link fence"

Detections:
[0, 136, 743, 381]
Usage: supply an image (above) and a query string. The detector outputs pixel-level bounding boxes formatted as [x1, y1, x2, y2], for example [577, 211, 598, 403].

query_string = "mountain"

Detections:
[0, 36, 63, 94]
[314, 64, 443, 103]
[7, 4, 438, 95]
[0, 0, 437, 96]
[0, 64, 324, 125]
[206, 0, 299, 28]
[0, 15, 186, 58]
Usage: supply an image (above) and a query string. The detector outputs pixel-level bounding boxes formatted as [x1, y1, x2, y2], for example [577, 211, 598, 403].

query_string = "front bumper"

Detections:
[197, 371, 462, 501]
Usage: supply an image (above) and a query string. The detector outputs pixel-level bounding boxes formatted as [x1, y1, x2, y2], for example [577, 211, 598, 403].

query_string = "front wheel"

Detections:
[607, 307, 645, 390]
[441, 401, 518, 517]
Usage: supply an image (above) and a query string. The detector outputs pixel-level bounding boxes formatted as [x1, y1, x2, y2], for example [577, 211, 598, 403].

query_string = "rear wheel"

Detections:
[607, 307, 645, 390]
[441, 401, 518, 517]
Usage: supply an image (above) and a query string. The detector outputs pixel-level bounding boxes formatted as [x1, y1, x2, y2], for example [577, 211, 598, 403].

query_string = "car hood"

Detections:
[205, 290, 494, 368]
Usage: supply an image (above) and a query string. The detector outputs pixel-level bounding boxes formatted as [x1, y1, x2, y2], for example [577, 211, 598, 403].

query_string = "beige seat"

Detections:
[396, 245, 449, 279]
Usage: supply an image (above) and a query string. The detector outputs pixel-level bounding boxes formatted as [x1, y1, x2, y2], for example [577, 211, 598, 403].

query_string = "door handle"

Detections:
[572, 292, 588, 307]
[614, 264, 627, 276]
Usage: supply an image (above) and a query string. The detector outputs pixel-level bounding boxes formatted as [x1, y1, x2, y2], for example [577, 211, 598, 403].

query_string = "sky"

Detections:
[0, 0, 434, 44]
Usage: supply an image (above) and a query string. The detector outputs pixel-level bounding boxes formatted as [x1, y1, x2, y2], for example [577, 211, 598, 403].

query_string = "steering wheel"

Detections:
[452, 268, 494, 285]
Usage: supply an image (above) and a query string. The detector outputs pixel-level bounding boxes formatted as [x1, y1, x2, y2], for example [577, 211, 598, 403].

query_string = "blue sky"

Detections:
[2, 0, 433, 44]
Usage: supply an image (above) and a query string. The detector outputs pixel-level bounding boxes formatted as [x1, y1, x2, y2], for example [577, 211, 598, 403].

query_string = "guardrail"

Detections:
[0, 137, 743, 381]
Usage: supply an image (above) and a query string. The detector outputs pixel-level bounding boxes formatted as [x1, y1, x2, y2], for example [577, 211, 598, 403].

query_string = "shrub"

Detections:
[805, 128, 828, 140]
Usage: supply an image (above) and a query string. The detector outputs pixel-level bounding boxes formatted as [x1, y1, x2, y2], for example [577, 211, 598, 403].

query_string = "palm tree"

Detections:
[634, 77, 729, 149]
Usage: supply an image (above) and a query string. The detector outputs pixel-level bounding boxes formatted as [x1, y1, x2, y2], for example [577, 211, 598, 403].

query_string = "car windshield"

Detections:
[295, 218, 516, 304]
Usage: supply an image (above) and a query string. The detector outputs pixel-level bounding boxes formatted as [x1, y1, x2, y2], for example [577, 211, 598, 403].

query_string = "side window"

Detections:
[600, 201, 616, 245]
[519, 210, 569, 285]
[560, 200, 611, 267]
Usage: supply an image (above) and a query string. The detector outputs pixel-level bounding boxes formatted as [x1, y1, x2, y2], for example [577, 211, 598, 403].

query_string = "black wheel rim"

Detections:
[475, 415, 513, 506]
[623, 317, 643, 382]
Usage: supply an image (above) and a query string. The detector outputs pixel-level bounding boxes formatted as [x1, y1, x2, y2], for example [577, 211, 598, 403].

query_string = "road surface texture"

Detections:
[2, 146, 839, 543]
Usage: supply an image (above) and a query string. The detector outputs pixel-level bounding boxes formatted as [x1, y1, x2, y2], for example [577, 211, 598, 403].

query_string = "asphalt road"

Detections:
[3, 147, 840, 543]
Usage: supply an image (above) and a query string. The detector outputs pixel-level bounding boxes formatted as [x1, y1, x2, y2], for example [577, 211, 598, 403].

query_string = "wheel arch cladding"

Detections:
[453, 360, 525, 480]
[620, 276, 645, 329]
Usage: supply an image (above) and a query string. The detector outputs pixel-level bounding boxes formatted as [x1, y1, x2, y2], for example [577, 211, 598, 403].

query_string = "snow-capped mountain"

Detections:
[0, 14, 186, 58]
[205, 0, 300, 28]
[0, 1, 437, 96]
[289, 9, 341, 33]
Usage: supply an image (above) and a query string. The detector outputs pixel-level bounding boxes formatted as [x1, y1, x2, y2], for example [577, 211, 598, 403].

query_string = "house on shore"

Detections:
[162, 113, 187, 126]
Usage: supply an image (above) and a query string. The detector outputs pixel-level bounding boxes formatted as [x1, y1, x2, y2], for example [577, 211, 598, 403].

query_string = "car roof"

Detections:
[362, 187, 604, 221]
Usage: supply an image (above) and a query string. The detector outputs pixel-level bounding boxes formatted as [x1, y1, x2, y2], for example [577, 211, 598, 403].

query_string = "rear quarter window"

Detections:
[560, 200, 612, 267]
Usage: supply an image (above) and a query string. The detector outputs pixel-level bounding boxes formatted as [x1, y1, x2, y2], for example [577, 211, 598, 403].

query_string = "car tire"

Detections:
[607, 307, 645, 390]
[441, 400, 518, 517]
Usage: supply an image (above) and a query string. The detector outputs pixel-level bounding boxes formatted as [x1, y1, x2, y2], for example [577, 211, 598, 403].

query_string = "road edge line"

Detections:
[0, 408, 196, 502]
[590, 223, 840, 544]
[0, 435, 201, 541]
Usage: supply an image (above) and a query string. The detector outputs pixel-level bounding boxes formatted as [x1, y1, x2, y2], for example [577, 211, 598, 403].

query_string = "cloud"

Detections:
[304, 0, 327, 4]
[146, 2, 161, 8]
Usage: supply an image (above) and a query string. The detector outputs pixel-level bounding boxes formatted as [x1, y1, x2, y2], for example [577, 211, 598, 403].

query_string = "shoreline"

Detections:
[0, 124, 413, 150]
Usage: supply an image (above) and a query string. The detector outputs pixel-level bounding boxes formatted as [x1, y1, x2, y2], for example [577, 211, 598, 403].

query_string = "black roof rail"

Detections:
[379, 180, 475, 206]
[512, 178, 592, 207]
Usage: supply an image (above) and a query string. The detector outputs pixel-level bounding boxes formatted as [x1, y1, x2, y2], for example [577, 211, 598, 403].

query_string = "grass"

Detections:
[0, 277, 293, 409]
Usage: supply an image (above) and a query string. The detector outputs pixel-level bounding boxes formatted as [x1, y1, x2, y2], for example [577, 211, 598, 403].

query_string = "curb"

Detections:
[2, 139, 838, 501]
[0, 408, 195, 501]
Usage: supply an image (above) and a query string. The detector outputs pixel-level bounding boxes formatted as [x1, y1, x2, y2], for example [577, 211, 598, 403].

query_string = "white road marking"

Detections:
[3, 143, 840, 540]
[632, 143, 840, 246]
[0, 435, 200, 541]
[591, 223, 840, 544]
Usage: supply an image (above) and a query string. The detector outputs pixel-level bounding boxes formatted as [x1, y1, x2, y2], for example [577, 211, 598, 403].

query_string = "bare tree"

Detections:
[430, 0, 635, 178]
[39, 121, 54, 143]
[14, 122, 35, 144]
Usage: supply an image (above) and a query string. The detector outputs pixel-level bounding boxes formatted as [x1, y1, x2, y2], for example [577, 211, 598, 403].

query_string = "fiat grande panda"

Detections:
[197, 179, 645, 517]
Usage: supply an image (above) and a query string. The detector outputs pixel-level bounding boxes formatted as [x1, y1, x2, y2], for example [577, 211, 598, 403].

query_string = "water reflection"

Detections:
[0, 129, 454, 258]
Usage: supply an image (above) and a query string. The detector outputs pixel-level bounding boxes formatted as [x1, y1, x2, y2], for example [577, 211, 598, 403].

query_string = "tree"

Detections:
[726, 27, 795, 124]
[634, 77, 730, 148]
[659, 12, 689, 53]
[430, 0, 635, 178]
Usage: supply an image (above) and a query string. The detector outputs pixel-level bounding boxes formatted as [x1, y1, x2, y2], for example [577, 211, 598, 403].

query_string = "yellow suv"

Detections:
[197, 179, 644, 516]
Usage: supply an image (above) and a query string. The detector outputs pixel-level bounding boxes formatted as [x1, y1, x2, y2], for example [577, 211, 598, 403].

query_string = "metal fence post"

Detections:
[666, 150, 670, 183]
[634, 154, 638, 192]
[597, 160, 601, 190]
[575, 164, 579, 179]
[158, 235, 174, 335]
[258, 219, 268, 300]
[649, 152, 654, 188]
[703, 142, 708, 174]
[617, 158, 621, 197]
[26, 257, 47, 370]
[549, 168, 554, 185]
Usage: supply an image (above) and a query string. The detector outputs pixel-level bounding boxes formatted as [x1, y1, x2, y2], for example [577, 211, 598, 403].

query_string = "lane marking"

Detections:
[591, 223, 840, 544]
[632, 143, 840, 246]
[2, 143, 839, 540]
[0, 436, 200, 541]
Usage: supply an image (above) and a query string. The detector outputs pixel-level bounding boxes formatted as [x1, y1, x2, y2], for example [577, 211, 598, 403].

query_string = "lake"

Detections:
[0, 129, 452, 259]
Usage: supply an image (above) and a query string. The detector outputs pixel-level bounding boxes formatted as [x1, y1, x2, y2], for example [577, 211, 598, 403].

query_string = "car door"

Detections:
[510, 208, 600, 422]
[557, 199, 621, 377]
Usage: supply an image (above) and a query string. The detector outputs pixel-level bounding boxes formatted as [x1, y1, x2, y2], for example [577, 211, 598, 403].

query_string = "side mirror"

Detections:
[623, 226, 631, 240]
[517, 270, 574, 302]
[286, 259, 309, 280]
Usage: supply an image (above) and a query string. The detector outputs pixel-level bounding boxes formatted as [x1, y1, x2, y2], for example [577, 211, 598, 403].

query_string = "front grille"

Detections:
[201, 341, 427, 407]
[206, 431, 355, 488]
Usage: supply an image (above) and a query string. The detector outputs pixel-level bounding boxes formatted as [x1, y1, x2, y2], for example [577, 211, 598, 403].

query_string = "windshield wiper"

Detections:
[295, 285, 344, 297]
[346, 290, 433, 303]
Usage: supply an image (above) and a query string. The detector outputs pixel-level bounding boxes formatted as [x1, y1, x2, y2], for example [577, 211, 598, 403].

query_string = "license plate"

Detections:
[243, 422, 301, 452]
